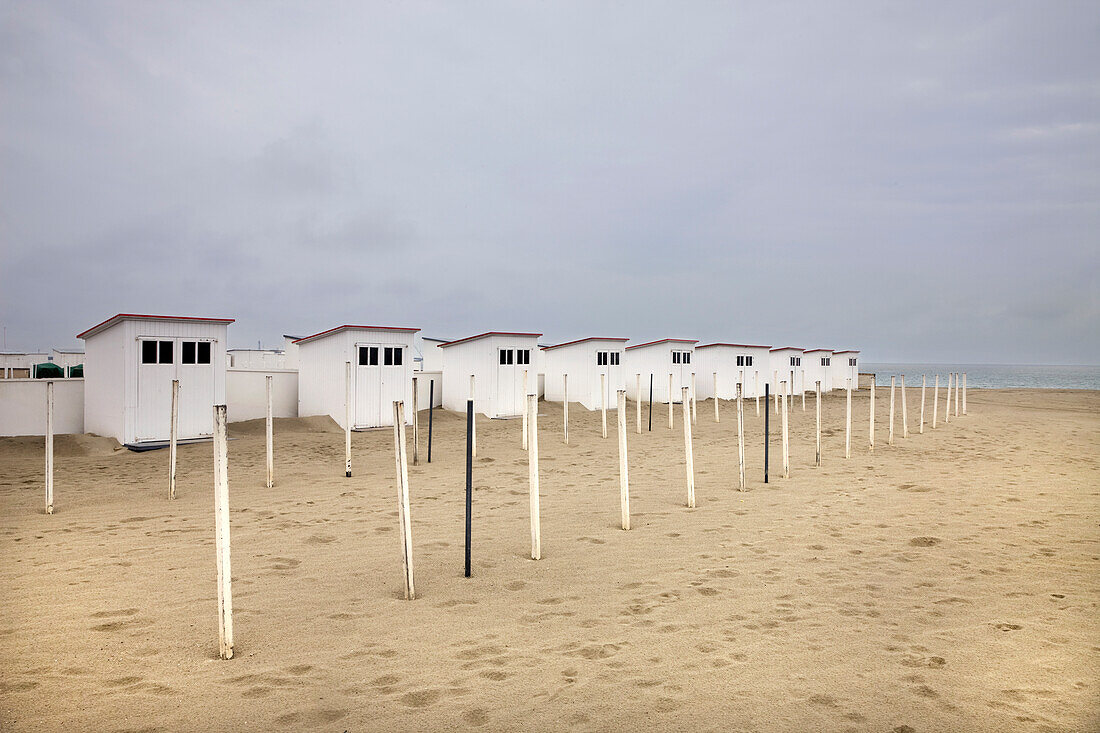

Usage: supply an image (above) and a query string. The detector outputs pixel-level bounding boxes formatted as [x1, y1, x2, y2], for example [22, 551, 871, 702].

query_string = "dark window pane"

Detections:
[182, 341, 196, 364]
[500, 350, 507, 365]
[141, 341, 157, 364]
[159, 341, 173, 364]
[370, 347, 379, 365]
[393, 347, 402, 366]
[684, 352, 690, 364]
[198, 342, 211, 364]
[359, 347, 370, 366]
[384, 347, 393, 366]
[611, 352, 619, 365]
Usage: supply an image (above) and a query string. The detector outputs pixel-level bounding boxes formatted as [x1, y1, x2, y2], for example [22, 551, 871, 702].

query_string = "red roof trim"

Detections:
[541, 337, 629, 351]
[624, 338, 699, 351]
[293, 324, 420, 345]
[832, 349, 860, 354]
[802, 349, 833, 354]
[769, 346, 804, 352]
[78, 313, 235, 339]
[696, 342, 771, 350]
[439, 331, 543, 348]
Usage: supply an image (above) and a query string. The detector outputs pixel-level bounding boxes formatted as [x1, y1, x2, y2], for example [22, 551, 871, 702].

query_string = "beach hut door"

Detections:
[355, 345, 382, 427]
[136, 338, 175, 442]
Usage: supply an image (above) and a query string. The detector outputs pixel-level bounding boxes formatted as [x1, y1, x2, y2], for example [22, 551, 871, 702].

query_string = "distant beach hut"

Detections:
[441, 332, 542, 418]
[623, 339, 699, 404]
[693, 343, 771, 400]
[542, 337, 629, 411]
[769, 347, 805, 395]
[831, 350, 861, 390]
[78, 313, 234, 447]
[802, 349, 835, 393]
[295, 325, 420, 429]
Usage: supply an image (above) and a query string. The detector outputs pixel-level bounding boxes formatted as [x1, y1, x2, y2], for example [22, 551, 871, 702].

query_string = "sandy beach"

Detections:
[1, 388, 1097, 731]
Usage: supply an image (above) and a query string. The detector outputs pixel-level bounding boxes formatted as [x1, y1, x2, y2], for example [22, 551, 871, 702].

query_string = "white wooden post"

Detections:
[682, 387, 695, 508]
[344, 362, 352, 477]
[781, 381, 790, 478]
[212, 404, 234, 660]
[563, 374, 569, 445]
[412, 376, 420, 464]
[736, 383, 745, 491]
[773, 370, 779, 414]
[601, 372, 607, 439]
[713, 372, 720, 423]
[962, 373, 967, 414]
[933, 375, 940, 428]
[845, 379, 852, 459]
[617, 390, 630, 530]
[944, 373, 952, 425]
[522, 370, 528, 450]
[668, 373, 673, 430]
[815, 380, 821, 466]
[527, 394, 541, 560]
[45, 381, 54, 515]
[919, 375, 926, 435]
[265, 375, 273, 488]
[801, 369, 806, 411]
[169, 379, 179, 499]
[789, 369, 795, 413]
[888, 376, 896, 445]
[955, 372, 960, 417]
[754, 371, 760, 416]
[691, 372, 697, 425]
[901, 375, 909, 439]
[392, 401, 415, 600]
[635, 373, 641, 434]
[869, 380, 876, 452]
[470, 375, 477, 457]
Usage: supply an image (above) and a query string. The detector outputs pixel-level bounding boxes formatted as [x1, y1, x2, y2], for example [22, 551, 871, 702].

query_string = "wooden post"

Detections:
[427, 380, 434, 463]
[962, 373, 967, 414]
[617, 390, 630, 530]
[944, 373, 952, 425]
[919, 375, 926, 434]
[465, 399, 472, 577]
[773, 370, 779, 414]
[265, 375, 274, 488]
[901, 375, 909, 439]
[344, 362, 352, 477]
[691, 372, 697, 425]
[789, 369, 795, 414]
[527, 394, 541, 560]
[713, 371, 720, 423]
[635, 373, 641, 434]
[45, 381, 54, 515]
[888, 376, 896, 445]
[815, 380, 821, 466]
[169, 379, 179, 499]
[764, 384, 769, 483]
[736, 383, 745, 491]
[754, 371, 760, 416]
[392, 401, 415, 600]
[801, 369, 806, 411]
[781, 381, 789, 478]
[563, 374, 569, 445]
[648, 374, 653, 432]
[682, 387, 695, 508]
[869, 380, 876, 452]
[212, 404, 234, 660]
[845, 379, 852, 459]
[668, 373, 673, 430]
[470, 375, 477, 457]
[601, 372, 607, 439]
[932, 375, 940, 428]
[412, 376, 420, 464]
[522, 370, 528, 450]
[954, 372, 960, 417]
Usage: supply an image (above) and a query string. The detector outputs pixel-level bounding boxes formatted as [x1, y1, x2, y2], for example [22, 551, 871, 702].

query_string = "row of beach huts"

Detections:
[0, 313, 861, 446]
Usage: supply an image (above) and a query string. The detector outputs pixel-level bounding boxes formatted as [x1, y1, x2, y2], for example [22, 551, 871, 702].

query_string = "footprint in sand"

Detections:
[993, 622, 1023, 631]
[90, 608, 139, 618]
[504, 581, 527, 591]
[303, 534, 335, 545]
[399, 688, 444, 708]
[909, 537, 941, 547]
[462, 707, 491, 726]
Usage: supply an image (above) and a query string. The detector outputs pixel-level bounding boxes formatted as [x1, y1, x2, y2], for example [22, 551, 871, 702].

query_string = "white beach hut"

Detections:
[802, 349, 834, 393]
[831, 350, 861, 390]
[623, 339, 699, 404]
[768, 347, 806, 396]
[78, 313, 233, 447]
[541, 337, 629, 411]
[693, 343, 771, 399]
[440, 332, 542, 418]
[295, 325, 419, 429]
[416, 336, 448, 372]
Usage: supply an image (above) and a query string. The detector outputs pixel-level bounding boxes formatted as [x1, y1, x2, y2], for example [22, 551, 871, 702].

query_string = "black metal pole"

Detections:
[648, 373, 653, 432]
[764, 384, 770, 483]
[427, 380, 434, 463]
[465, 399, 472, 577]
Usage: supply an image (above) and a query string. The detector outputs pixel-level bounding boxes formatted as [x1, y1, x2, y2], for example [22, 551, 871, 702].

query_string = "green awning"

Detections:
[33, 362, 64, 378]
[68, 364, 84, 378]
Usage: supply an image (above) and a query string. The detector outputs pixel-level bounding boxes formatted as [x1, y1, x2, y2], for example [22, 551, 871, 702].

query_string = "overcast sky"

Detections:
[2, 2, 1097, 363]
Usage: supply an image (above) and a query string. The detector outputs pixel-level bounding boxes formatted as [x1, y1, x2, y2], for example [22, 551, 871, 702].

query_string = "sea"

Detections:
[862, 363, 1100, 390]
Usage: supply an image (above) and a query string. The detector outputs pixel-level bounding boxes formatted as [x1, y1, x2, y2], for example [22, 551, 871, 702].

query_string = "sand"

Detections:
[1, 388, 1097, 731]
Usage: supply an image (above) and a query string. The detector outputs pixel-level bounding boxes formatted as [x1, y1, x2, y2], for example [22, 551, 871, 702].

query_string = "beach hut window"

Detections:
[183, 342, 196, 364]
[611, 352, 620, 365]
[499, 349, 514, 365]
[597, 352, 607, 366]
[141, 340, 158, 364]
[517, 349, 530, 365]
[746, 356, 753, 366]
[359, 346, 379, 366]
[197, 342, 211, 364]
[158, 341, 173, 364]
[383, 346, 403, 366]
[672, 352, 681, 364]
